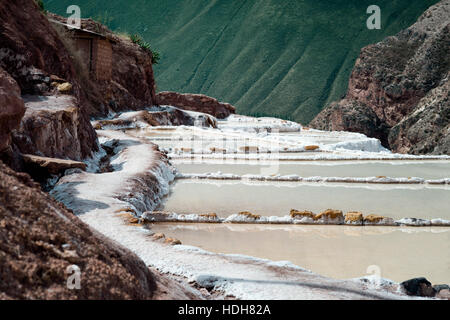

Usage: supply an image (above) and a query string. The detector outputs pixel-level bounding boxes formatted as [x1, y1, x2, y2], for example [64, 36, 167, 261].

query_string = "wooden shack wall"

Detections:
[93, 39, 112, 81]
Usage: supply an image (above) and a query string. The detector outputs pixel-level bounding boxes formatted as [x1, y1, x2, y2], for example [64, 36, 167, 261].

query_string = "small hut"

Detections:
[50, 19, 114, 81]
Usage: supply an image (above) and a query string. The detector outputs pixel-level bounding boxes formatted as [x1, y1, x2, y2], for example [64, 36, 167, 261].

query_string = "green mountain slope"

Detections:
[44, 0, 438, 124]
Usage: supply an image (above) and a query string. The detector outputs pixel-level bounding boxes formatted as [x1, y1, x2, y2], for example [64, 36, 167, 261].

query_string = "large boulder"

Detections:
[401, 277, 437, 298]
[0, 67, 25, 152]
[311, 0, 450, 155]
[156, 91, 235, 119]
[12, 95, 93, 160]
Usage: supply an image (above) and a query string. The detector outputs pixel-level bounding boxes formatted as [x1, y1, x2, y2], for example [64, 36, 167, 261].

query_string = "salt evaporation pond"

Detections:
[137, 115, 450, 284]
[149, 223, 450, 284]
[161, 180, 450, 220]
[173, 160, 450, 179]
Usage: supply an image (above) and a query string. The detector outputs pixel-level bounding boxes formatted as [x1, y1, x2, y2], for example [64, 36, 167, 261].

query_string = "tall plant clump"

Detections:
[36, 0, 46, 13]
[130, 34, 160, 64]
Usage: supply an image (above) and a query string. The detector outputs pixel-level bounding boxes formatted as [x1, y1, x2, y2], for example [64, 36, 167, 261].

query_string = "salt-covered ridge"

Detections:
[51, 129, 176, 216]
[141, 210, 450, 227]
[176, 172, 450, 185]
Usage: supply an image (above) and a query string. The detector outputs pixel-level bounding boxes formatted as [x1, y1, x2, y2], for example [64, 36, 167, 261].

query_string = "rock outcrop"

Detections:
[22, 154, 86, 174]
[0, 0, 98, 165]
[12, 95, 92, 161]
[0, 67, 25, 152]
[0, 1, 76, 96]
[309, 99, 389, 147]
[0, 1, 162, 166]
[310, 0, 450, 155]
[96, 106, 217, 129]
[388, 80, 449, 154]
[22, 154, 86, 187]
[401, 277, 436, 297]
[156, 91, 235, 119]
[0, 160, 156, 299]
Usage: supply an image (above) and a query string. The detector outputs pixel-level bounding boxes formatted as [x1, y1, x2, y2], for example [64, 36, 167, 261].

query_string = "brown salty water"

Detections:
[174, 160, 450, 179]
[150, 223, 450, 284]
[162, 180, 450, 220]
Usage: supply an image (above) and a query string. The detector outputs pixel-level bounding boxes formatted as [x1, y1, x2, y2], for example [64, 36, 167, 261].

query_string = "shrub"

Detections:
[129, 33, 160, 64]
[36, 0, 46, 13]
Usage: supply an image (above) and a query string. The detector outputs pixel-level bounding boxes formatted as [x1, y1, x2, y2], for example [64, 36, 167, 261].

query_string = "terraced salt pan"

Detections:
[76, 112, 447, 299]
[81, 208, 416, 299]
[173, 161, 450, 180]
[144, 138, 304, 152]
[129, 120, 383, 155]
[50, 128, 415, 299]
[162, 180, 450, 220]
[137, 127, 302, 151]
[149, 223, 450, 284]
[265, 131, 372, 146]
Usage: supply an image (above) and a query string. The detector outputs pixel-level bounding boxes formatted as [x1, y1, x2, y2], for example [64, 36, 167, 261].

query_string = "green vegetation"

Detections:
[44, 0, 438, 123]
[129, 33, 160, 64]
[36, 0, 46, 13]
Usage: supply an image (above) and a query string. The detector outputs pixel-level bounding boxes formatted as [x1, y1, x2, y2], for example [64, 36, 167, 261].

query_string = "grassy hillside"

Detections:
[45, 0, 438, 124]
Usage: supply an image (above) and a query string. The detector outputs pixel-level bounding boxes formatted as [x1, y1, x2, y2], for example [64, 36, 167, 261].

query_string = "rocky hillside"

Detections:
[311, 0, 449, 155]
[0, 0, 98, 165]
[0, 0, 161, 169]
[0, 160, 202, 299]
[0, 160, 155, 299]
[45, 0, 438, 124]
[0, 1, 205, 299]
